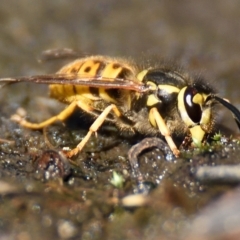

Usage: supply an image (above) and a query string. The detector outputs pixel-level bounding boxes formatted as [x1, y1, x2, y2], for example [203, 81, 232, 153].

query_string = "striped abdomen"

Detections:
[49, 56, 138, 105]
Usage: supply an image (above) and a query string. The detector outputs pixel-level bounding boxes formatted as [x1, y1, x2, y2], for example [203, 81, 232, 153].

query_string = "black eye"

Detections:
[184, 87, 202, 123]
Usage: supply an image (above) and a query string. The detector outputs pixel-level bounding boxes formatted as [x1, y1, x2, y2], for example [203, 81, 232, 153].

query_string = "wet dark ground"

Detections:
[1, 1, 240, 239]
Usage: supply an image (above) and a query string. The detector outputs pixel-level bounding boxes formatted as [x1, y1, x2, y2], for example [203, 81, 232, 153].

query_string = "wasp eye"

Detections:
[184, 87, 202, 123]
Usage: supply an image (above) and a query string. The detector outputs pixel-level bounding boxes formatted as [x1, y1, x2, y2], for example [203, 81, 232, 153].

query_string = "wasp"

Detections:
[1, 55, 240, 158]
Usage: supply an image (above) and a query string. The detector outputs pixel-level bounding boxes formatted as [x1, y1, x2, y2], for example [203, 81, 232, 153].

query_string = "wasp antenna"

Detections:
[214, 95, 240, 130]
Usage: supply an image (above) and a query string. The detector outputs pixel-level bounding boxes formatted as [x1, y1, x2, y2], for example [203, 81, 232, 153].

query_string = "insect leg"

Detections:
[65, 103, 121, 157]
[11, 101, 79, 129]
[149, 107, 180, 157]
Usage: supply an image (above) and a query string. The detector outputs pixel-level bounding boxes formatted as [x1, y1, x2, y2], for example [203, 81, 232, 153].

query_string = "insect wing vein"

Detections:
[0, 74, 149, 92]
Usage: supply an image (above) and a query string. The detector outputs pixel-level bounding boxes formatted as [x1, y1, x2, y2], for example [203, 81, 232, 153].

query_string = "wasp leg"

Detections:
[150, 107, 180, 157]
[66, 103, 121, 158]
[11, 101, 81, 129]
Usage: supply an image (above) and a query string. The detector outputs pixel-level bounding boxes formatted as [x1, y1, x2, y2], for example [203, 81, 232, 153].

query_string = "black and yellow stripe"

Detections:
[49, 56, 136, 105]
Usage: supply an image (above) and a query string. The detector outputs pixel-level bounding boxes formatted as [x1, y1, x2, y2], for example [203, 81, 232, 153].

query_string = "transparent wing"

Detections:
[39, 48, 81, 62]
[0, 74, 150, 93]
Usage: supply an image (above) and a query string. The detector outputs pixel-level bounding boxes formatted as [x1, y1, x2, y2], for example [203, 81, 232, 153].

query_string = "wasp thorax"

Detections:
[178, 86, 212, 145]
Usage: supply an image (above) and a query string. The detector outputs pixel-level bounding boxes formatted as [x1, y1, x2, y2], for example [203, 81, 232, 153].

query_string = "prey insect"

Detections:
[1, 55, 240, 158]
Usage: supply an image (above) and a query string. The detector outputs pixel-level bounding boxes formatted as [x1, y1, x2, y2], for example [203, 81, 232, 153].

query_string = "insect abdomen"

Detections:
[49, 56, 137, 104]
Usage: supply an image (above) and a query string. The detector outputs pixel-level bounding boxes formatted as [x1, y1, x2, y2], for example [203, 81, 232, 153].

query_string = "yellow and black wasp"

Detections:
[1, 54, 240, 158]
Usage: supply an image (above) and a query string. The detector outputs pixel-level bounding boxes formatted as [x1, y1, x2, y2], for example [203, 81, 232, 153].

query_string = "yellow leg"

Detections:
[150, 107, 180, 157]
[66, 103, 121, 157]
[11, 101, 89, 129]
[11, 100, 122, 158]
